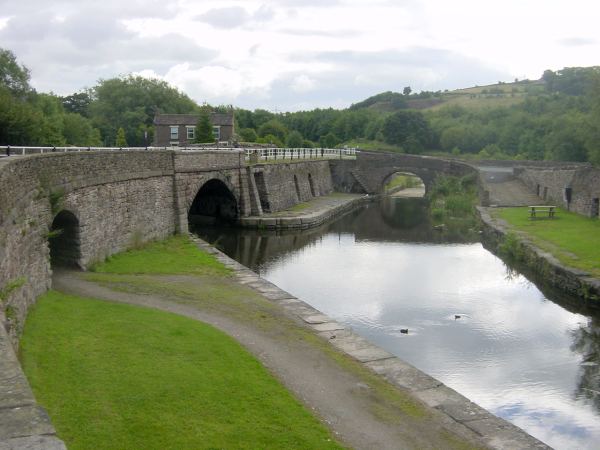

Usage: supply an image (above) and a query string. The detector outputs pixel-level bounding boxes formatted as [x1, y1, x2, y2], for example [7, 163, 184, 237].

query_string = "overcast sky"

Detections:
[0, 0, 598, 111]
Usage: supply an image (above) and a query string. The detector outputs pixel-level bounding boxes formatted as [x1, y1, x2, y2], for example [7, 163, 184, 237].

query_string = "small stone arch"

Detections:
[49, 209, 82, 269]
[188, 178, 239, 226]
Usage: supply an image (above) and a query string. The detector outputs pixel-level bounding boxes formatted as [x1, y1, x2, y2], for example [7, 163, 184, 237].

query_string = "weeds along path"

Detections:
[52, 269, 485, 450]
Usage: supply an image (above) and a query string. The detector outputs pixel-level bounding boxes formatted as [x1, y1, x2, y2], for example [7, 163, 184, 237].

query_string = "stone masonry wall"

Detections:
[515, 166, 600, 217]
[250, 161, 333, 212]
[0, 151, 177, 345]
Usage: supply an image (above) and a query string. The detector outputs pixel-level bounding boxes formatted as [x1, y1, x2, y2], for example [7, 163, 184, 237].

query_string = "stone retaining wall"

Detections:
[514, 165, 600, 217]
[249, 161, 333, 213]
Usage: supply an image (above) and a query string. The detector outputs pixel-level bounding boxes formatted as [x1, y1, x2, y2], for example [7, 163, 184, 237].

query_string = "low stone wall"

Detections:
[250, 161, 333, 213]
[478, 207, 600, 305]
[515, 165, 600, 217]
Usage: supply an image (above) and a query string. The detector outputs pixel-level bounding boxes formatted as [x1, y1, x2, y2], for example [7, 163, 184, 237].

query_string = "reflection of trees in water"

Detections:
[571, 316, 600, 409]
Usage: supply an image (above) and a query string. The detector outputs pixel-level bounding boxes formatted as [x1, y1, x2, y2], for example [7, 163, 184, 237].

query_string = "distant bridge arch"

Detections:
[330, 151, 475, 195]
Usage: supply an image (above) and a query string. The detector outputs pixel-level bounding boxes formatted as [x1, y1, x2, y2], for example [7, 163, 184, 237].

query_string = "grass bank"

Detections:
[493, 207, 600, 277]
[20, 291, 341, 450]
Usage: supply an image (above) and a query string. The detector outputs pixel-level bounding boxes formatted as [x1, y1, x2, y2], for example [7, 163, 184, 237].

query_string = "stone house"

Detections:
[153, 112, 234, 146]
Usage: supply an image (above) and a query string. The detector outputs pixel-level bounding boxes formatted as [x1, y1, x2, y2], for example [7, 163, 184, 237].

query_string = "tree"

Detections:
[239, 128, 257, 142]
[194, 109, 214, 143]
[319, 132, 341, 148]
[62, 113, 102, 146]
[381, 110, 432, 153]
[285, 130, 303, 148]
[256, 133, 283, 147]
[0, 48, 31, 98]
[403, 86, 412, 96]
[258, 119, 288, 142]
[89, 75, 199, 146]
[115, 127, 128, 147]
[61, 90, 93, 117]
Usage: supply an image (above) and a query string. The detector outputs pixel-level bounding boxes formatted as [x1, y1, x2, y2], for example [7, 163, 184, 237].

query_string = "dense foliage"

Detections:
[1, 46, 599, 165]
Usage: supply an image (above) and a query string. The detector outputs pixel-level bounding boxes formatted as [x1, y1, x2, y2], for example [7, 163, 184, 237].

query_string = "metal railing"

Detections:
[245, 147, 356, 161]
[0, 145, 357, 161]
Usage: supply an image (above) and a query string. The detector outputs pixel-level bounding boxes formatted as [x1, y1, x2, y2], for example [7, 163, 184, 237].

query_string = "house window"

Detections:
[212, 126, 221, 140]
[170, 126, 179, 140]
[186, 126, 195, 140]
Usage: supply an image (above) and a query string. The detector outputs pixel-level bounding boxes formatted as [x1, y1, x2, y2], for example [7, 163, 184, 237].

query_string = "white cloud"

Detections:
[2, 0, 600, 110]
[290, 74, 316, 93]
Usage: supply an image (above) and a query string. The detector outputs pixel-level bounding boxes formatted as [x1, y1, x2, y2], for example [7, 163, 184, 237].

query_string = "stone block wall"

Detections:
[515, 165, 600, 217]
[0, 150, 254, 345]
[0, 152, 178, 345]
[250, 161, 333, 212]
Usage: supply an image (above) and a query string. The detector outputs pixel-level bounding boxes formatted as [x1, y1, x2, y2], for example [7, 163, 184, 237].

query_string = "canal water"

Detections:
[194, 196, 600, 450]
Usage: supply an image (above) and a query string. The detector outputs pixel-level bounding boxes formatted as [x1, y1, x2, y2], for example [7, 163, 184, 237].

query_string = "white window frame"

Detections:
[170, 125, 179, 140]
[186, 126, 195, 140]
[212, 126, 221, 140]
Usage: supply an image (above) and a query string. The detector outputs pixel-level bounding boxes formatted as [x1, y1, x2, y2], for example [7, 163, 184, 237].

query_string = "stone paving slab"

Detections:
[310, 322, 346, 332]
[0, 436, 67, 450]
[0, 406, 55, 440]
[365, 357, 442, 392]
[302, 314, 330, 324]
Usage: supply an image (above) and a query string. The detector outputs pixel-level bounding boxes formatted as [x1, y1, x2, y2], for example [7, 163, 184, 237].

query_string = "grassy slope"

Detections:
[90, 235, 230, 276]
[21, 237, 343, 449]
[21, 292, 342, 450]
[495, 207, 600, 277]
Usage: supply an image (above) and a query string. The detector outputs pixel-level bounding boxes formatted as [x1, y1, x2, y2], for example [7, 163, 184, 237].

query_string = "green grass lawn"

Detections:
[20, 291, 343, 450]
[90, 235, 230, 276]
[494, 207, 600, 277]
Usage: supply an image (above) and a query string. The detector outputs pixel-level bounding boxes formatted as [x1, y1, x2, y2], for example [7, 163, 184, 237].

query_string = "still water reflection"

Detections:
[194, 197, 600, 450]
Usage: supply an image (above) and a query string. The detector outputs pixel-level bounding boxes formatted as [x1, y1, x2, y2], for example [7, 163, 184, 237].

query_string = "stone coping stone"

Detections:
[0, 325, 65, 448]
[191, 233, 551, 449]
[238, 194, 370, 230]
[0, 406, 55, 441]
[0, 436, 67, 450]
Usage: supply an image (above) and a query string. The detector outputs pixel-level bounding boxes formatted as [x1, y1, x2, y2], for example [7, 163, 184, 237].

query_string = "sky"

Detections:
[0, 0, 598, 111]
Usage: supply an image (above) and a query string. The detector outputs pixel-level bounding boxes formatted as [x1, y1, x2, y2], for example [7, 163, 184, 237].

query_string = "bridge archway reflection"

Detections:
[188, 179, 238, 226]
[382, 172, 426, 197]
[49, 210, 82, 269]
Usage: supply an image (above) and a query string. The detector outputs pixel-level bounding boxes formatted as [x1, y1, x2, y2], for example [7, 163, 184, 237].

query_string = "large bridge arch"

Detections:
[187, 177, 240, 226]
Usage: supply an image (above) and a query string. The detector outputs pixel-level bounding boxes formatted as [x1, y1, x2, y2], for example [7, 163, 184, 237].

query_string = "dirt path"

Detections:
[52, 269, 486, 450]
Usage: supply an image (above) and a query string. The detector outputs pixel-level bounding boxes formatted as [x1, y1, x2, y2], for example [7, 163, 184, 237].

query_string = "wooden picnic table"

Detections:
[529, 205, 557, 219]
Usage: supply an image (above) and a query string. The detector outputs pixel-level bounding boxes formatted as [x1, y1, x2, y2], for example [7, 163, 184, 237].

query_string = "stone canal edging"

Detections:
[478, 206, 600, 306]
[189, 236, 550, 450]
[0, 323, 66, 449]
[238, 194, 374, 229]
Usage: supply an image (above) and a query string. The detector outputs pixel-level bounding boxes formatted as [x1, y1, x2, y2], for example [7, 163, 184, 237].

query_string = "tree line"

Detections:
[1, 46, 598, 165]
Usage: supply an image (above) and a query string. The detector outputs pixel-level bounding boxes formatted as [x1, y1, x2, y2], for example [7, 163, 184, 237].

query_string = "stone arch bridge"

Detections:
[329, 151, 475, 195]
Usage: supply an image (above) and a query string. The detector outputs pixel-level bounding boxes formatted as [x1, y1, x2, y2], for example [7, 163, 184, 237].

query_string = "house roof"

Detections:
[153, 112, 234, 126]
